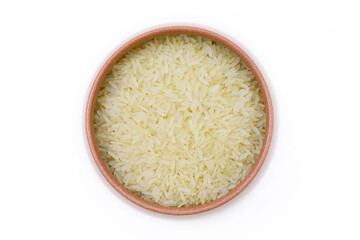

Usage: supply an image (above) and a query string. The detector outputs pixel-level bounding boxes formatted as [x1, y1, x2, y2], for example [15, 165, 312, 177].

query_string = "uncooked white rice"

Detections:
[94, 34, 266, 207]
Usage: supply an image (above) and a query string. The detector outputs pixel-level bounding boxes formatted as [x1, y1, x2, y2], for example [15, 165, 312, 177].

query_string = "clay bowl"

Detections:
[85, 25, 274, 215]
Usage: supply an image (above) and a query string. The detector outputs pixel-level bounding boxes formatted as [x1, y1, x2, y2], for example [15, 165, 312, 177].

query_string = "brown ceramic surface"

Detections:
[85, 26, 274, 215]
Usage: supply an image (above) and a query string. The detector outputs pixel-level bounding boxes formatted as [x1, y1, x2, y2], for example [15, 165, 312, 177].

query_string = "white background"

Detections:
[1, 0, 359, 239]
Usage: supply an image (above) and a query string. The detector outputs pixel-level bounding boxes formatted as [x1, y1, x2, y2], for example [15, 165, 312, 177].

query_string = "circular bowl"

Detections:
[85, 25, 274, 215]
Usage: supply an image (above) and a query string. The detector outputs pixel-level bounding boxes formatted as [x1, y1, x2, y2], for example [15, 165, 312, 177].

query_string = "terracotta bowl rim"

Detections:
[85, 25, 274, 215]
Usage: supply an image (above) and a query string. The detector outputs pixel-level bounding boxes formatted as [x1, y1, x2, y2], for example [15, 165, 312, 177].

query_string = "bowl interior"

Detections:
[85, 26, 273, 215]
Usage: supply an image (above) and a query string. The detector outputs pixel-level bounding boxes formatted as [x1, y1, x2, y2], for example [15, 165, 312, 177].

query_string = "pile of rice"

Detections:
[94, 34, 266, 207]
